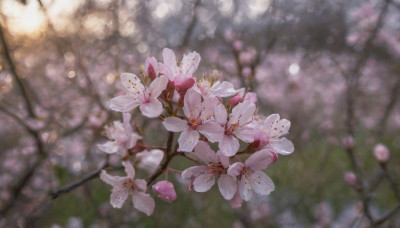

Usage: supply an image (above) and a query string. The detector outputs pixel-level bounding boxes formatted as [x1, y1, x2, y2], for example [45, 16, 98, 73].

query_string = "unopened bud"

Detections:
[228, 94, 241, 107]
[152, 180, 177, 203]
[176, 78, 195, 96]
[342, 136, 355, 149]
[344, 171, 359, 190]
[373, 143, 390, 163]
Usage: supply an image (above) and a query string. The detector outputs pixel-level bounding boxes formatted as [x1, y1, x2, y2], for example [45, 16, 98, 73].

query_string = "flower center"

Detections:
[122, 178, 137, 193]
[225, 122, 239, 135]
[208, 162, 226, 175]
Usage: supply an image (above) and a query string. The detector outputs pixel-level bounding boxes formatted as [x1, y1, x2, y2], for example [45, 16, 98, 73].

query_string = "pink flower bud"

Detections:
[176, 78, 195, 96]
[228, 94, 241, 107]
[344, 171, 359, 189]
[342, 136, 355, 149]
[152, 180, 177, 203]
[373, 144, 390, 163]
[243, 92, 257, 104]
[233, 40, 243, 51]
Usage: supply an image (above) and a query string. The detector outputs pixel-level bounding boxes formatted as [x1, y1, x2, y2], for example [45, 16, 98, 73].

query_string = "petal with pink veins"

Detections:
[270, 138, 294, 155]
[132, 192, 155, 216]
[193, 173, 215, 192]
[219, 135, 240, 157]
[149, 75, 168, 98]
[235, 126, 255, 143]
[215, 103, 228, 126]
[110, 95, 140, 112]
[182, 166, 209, 179]
[194, 141, 218, 164]
[139, 99, 163, 118]
[178, 128, 200, 152]
[162, 117, 188, 132]
[218, 174, 237, 200]
[197, 121, 224, 143]
[245, 149, 277, 170]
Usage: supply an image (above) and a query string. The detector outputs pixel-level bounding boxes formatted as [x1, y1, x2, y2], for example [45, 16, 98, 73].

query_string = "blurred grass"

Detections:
[34, 131, 399, 227]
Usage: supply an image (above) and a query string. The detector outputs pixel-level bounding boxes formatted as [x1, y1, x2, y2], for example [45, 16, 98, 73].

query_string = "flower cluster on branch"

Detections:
[98, 48, 294, 216]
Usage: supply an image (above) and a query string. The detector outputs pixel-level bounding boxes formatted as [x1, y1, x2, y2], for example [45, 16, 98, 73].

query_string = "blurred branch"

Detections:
[180, 0, 201, 48]
[51, 164, 108, 199]
[145, 132, 176, 185]
[374, 204, 400, 226]
[377, 78, 400, 136]
[0, 25, 36, 117]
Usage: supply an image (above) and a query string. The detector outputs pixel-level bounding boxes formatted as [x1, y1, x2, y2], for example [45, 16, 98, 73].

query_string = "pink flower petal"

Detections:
[100, 170, 124, 186]
[212, 81, 242, 97]
[270, 138, 294, 155]
[181, 51, 200, 78]
[250, 171, 275, 195]
[178, 128, 200, 152]
[149, 75, 168, 98]
[245, 149, 277, 170]
[132, 192, 155, 216]
[135, 179, 148, 192]
[120, 73, 145, 95]
[218, 174, 237, 200]
[139, 99, 163, 118]
[227, 162, 245, 177]
[183, 89, 202, 119]
[229, 101, 256, 126]
[215, 103, 228, 125]
[197, 121, 224, 143]
[219, 134, 240, 157]
[162, 117, 188, 132]
[235, 126, 254, 143]
[193, 173, 215, 192]
[238, 178, 252, 201]
[162, 48, 177, 74]
[110, 187, 129, 208]
[182, 166, 209, 179]
[110, 94, 140, 112]
[122, 161, 135, 179]
[229, 190, 243, 208]
[194, 141, 218, 164]
[98, 141, 119, 154]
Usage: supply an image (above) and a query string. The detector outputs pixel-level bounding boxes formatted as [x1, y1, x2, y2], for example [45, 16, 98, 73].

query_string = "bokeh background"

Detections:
[0, 0, 399, 227]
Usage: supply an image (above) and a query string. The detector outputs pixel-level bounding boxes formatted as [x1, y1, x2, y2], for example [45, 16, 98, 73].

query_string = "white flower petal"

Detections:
[110, 187, 129, 208]
[162, 117, 188, 132]
[121, 73, 145, 95]
[149, 75, 168, 98]
[219, 135, 240, 157]
[97, 141, 120, 154]
[132, 192, 155, 216]
[218, 174, 237, 200]
[139, 99, 163, 118]
[178, 128, 200, 152]
[250, 171, 275, 195]
[194, 141, 218, 164]
[197, 121, 224, 143]
[238, 178, 252, 201]
[193, 173, 215, 192]
[110, 95, 140, 112]
[270, 138, 294, 155]
[122, 161, 135, 179]
[245, 149, 277, 170]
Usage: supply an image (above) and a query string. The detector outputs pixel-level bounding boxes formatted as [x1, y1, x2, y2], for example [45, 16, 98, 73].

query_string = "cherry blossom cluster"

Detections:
[97, 48, 294, 216]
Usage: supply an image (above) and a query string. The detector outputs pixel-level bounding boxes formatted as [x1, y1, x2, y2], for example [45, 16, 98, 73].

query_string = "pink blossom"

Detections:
[342, 136, 355, 149]
[100, 161, 155, 216]
[233, 40, 243, 51]
[144, 57, 159, 80]
[228, 149, 277, 201]
[109, 73, 168, 118]
[160, 48, 199, 95]
[251, 114, 294, 155]
[216, 102, 256, 156]
[193, 77, 244, 99]
[228, 94, 241, 107]
[162, 89, 224, 152]
[181, 141, 237, 200]
[373, 143, 390, 163]
[98, 113, 141, 155]
[152, 180, 177, 203]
